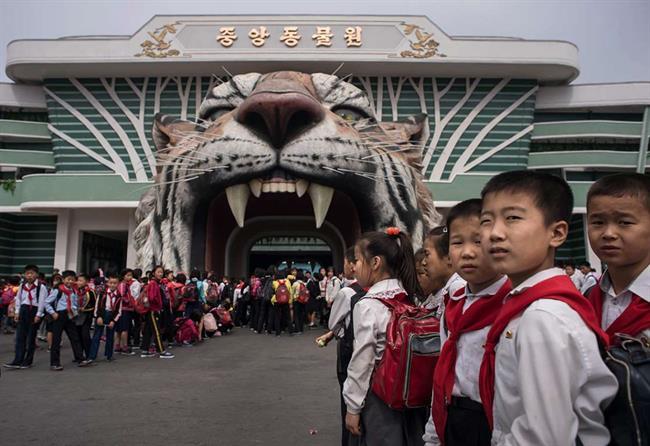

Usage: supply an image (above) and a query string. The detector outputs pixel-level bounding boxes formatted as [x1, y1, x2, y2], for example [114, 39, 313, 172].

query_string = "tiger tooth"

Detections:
[249, 179, 262, 198]
[278, 182, 288, 193]
[286, 183, 296, 193]
[225, 184, 250, 228]
[308, 184, 334, 229]
[262, 183, 271, 193]
[296, 179, 309, 197]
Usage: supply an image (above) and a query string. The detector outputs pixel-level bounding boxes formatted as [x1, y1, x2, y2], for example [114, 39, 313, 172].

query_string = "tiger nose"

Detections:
[236, 92, 324, 148]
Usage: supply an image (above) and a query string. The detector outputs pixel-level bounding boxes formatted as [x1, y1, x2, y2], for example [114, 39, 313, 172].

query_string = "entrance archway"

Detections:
[248, 236, 333, 274]
[225, 216, 345, 277]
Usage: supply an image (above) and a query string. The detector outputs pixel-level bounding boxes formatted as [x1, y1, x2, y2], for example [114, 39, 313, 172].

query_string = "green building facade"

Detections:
[1, 15, 648, 276]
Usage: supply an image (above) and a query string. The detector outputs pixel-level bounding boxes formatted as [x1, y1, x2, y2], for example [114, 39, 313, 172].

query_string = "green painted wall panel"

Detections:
[0, 213, 57, 276]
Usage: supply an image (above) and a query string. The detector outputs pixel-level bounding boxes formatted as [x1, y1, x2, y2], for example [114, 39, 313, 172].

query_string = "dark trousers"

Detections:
[273, 304, 290, 335]
[249, 299, 260, 329]
[256, 300, 271, 333]
[50, 311, 84, 366]
[445, 398, 491, 446]
[359, 391, 427, 446]
[12, 305, 40, 366]
[293, 302, 306, 333]
[89, 311, 115, 360]
[130, 312, 142, 346]
[76, 313, 93, 358]
[140, 311, 164, 353]
[235, 300, 249, 326]
[338, 370, 360, 446]
[160, 307, 174, 343]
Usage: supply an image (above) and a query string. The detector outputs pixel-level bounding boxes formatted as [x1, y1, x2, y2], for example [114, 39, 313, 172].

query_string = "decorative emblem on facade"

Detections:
[400, 23, 445, 59]
[135, 22, 181, 58]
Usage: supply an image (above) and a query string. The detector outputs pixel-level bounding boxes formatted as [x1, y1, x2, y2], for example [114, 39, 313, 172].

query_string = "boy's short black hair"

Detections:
[587, 173, 650, 210]
[446, 199, 483, 233]
[78, 273, 89, 281]
[106, 272, 119, 280]
[24, 264, 39, 273]
[481, 170, 573, 225]
[426, 226, 449, 258]
[61, 270, 77, 279]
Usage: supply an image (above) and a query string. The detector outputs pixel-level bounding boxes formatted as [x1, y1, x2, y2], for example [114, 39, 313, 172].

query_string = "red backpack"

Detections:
[296, 283, 310, 304]
[250, 278, 262, 299]
[134, 284, 150, 315]
[275, 280, 290, 305]
[1, 286, 15, 307]
[370, 294, 441, 410]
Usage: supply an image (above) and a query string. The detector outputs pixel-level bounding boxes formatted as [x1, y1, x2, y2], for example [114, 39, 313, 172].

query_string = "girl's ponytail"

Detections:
[389, 230, 420, 300]
[357, 228, 421, 301]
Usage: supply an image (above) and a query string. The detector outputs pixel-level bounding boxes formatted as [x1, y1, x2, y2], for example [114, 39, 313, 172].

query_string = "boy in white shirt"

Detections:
[478, 170, 617, 446]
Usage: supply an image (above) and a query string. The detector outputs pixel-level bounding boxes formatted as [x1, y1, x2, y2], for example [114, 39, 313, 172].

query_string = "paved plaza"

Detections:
[0, 328, 341, 445]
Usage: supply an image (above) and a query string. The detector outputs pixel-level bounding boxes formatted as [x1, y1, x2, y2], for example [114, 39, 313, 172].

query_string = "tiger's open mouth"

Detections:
[226, 169, 337, 229]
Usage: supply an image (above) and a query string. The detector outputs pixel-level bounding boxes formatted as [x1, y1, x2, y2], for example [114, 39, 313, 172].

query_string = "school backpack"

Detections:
[214, 306, 233, 327]
[1, 286, 16, 306]
[203, 312, 218, 332]
[338, 282, 366, 376]
[369, 293, 441, 410]
[275, 280, 290, 305]
[183, 282, 199, 302]
[220, 283, 234, 302]
[175, 318, 199, 344]
[206, 282, 220, 303]
[134, 285, 149, 315]
[250, 278, 262, 299]
[603, 336, 650, 446]
[296, 282, 310, 304]
[261, 278, 275, 302]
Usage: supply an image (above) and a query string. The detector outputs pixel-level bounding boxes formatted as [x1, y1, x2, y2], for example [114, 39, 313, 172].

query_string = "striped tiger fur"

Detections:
[134, 71, 440, 272]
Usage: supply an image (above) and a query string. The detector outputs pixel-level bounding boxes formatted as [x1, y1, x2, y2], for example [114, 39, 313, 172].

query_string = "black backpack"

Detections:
[261, 278, 275, 303]
[336, 282, 366, 376]
[603, 336, 650, 446]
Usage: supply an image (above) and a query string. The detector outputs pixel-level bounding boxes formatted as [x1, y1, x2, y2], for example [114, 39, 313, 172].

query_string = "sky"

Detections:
[0, 0, 648, 84]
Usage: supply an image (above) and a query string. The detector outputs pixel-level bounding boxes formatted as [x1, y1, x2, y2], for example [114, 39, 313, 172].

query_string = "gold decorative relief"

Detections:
[135, 22, 181, 58]
[400, 23, 445, 59]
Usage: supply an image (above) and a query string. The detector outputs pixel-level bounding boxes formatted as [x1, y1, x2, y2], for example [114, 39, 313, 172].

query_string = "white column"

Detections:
[126, 210, 138, 268]
[583, 215, 602, 274]
[53, 209, 70, 272]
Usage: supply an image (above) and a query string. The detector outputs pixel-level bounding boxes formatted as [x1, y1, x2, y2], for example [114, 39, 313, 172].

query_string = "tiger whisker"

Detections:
[322, 166, 345, 175]
[331, 62, 345, 77]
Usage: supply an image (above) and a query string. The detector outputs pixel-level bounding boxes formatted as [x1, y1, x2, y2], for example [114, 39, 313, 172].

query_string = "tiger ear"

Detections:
[377, 113, 428, 169]
[152, 113, 202, 151]
[377, 113, 427, 147]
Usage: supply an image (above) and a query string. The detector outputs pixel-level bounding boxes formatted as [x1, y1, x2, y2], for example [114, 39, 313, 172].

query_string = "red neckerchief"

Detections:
[588, 281, 650, 344]
[106, 288, 119, 311]
[478, 275, 608, 429]
[432, 279, 511, 444]
[58, 285, 74, 313]
[22, 282, 37, 307]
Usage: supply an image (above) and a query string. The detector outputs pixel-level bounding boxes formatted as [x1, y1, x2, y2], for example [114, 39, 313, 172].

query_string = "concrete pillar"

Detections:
[53, 209, 70, 272]
[126, 210, 138, 268]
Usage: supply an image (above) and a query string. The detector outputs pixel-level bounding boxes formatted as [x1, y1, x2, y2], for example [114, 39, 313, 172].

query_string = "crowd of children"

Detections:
[315, 171, 648, 446]
[0, 260, 352, 370]
[1, 170, 648, 446]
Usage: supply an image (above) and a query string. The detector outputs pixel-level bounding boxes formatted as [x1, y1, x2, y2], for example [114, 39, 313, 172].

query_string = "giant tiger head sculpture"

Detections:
[135, 71, 441, 272]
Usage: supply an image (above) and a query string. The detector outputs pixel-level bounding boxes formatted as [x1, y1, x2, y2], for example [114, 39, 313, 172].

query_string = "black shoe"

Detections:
[3, 363, 20, 369]
[140, 352, 155, 358]
[19, 363, 32, 369]
[50, 365, 64, 371]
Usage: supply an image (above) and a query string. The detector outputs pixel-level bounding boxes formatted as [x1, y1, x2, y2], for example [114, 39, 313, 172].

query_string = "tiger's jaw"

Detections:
[231, 176, 329, 228]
